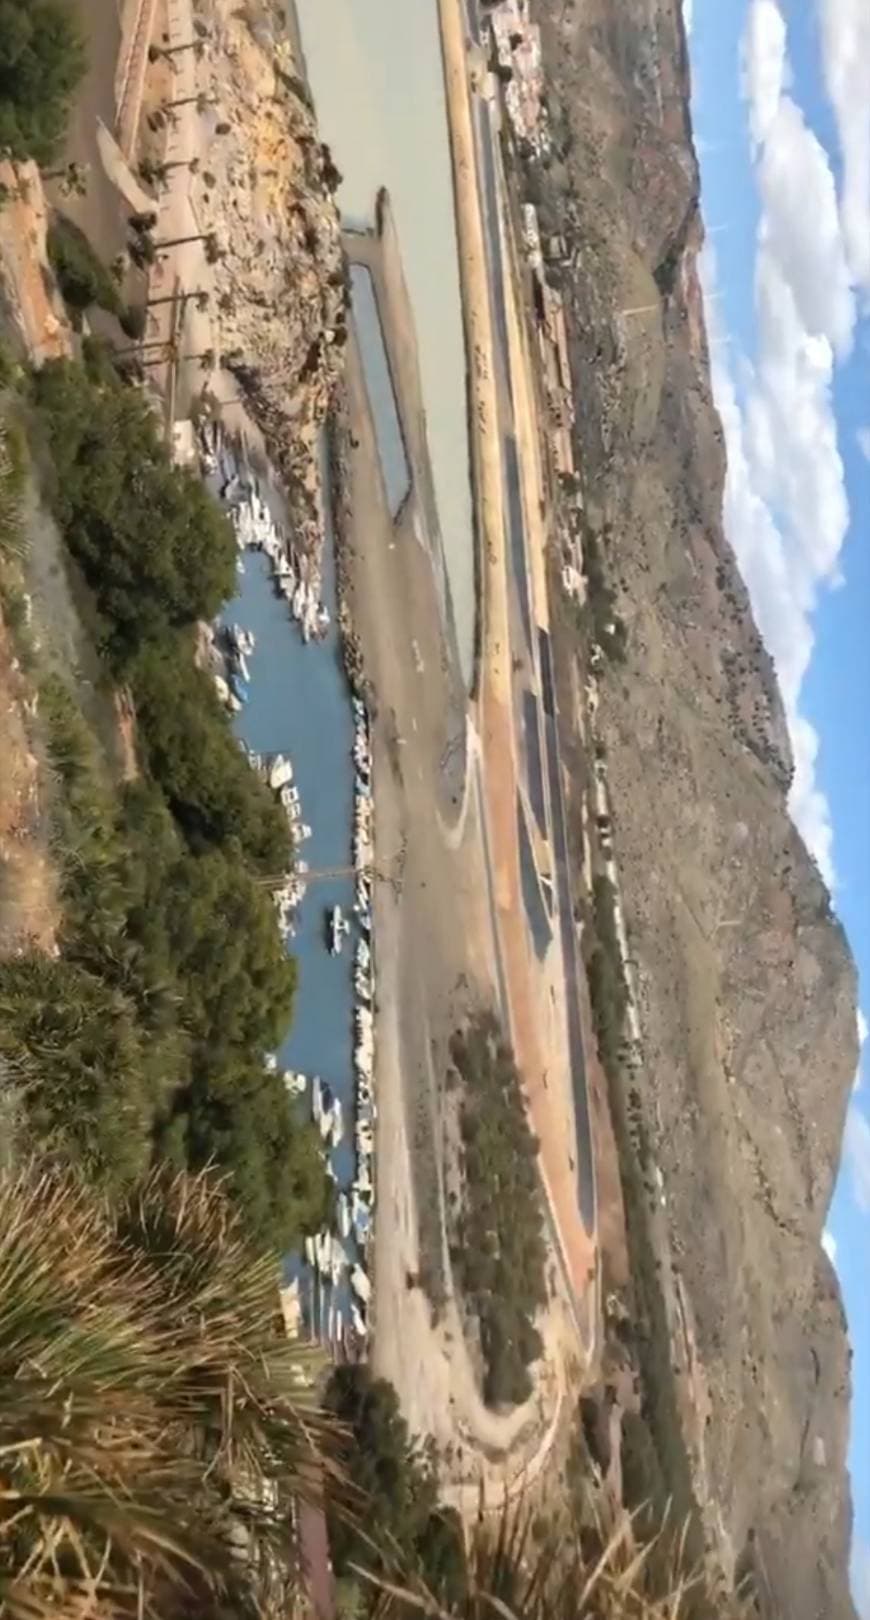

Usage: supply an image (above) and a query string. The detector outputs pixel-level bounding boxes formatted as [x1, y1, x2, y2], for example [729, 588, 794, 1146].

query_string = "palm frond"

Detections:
[0, 1161, 345, 1620]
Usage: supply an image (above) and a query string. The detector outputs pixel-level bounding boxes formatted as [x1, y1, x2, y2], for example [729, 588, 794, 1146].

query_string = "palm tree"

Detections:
[168, 91, 212, 114]
[140, 156, 201, 188]
[128, 232, 157, 267]
[0, 1162, 340, 1620]
[153, 231, 221, 262]
[146, 287, 209, 310]
[185, 347, 216, 372]
[149, 24, 209, 64]
[43, 160, 90, 197]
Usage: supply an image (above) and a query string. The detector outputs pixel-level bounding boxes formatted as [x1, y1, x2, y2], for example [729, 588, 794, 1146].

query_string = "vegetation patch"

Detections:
[585, 874, 704, 1570]
[448, 1012, 547, 1408]
[0, 355, 329, 1250]
[0, 0, 85, 166]
[46, 215, 122, 326]
[0, 1161, 336, 1620]
[324, 1365, 466, 1610]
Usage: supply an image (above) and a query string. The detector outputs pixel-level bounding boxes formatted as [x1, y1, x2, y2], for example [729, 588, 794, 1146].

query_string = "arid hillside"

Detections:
[532, 0, 859, 1614]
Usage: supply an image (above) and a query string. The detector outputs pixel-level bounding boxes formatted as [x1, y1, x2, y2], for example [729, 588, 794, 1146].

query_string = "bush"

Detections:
[450, 1013, 547, 1408]
[7, 673, 320, 1251]
[47, 215, 122, 323]
[4, 365, 325, 1248]
[119, 302, 147, 340]
[0, 954, 160, 1187]
[324, 1367, 466, 1608]
[30, 356, 236, 661]
[0, 0, 86, 165]
[131, 640, 292, 874]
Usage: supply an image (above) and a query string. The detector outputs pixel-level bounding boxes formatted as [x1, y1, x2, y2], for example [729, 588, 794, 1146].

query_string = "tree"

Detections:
[186, 346, 215, 372]
[44, 157, 89, 195]
[0, 1161, 340, 1620]
[139, 154, 200, 188]
[0, 0, 86, 165]
[30, 357, 236, 657]
[129, 230, 157, 267]
[153, 229, 221, 262]
[146, 287, 209, 310]
[324, 1366, 465, 1607]
[47, 214, 122, 323]
[148, 24, 209, 64]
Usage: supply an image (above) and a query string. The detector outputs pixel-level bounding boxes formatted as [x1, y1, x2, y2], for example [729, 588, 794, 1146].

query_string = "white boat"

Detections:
[352, 1194, 372, 1247]
[337, 1193, 351, 1239]
[354, 1162, 373, 1196]
[326, 904, 350, 956]
[326, 1096, 344, 1148]
[351, 1265, 371, 1305]
[330, 1236, 347, 1285]
[269, 755, 293, 792]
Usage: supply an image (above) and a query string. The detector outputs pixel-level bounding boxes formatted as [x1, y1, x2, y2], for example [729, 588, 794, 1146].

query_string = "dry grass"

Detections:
[360, 1496, 749, 1620]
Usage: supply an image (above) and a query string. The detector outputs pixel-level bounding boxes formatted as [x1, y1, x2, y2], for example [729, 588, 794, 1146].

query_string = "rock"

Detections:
[202, 0, 345, 559]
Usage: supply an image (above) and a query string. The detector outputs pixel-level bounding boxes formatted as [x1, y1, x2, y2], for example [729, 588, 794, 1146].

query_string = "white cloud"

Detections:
[817, 0, 870, 290]
[740, 0, 788, 147]
[860, 1010, 869, 1049]
[822, 1228, 838, 1263]
[700, 13, 858, 890]
[858, 427, 870, 462]
[756, 96, 855, 354]
[682, 0, 693, 37]
[704, 247, 846, 886]
[853, 1535, 870, 1619]
[747, 246, 849, 587]
[844, 1104, 870, 1213]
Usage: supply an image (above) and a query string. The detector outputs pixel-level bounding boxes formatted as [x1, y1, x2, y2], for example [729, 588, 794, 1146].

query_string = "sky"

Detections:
[685, 0, 870, 1607]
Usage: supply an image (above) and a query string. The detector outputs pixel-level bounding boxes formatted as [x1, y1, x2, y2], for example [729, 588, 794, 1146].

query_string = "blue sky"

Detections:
[686, 0, 870, 1606]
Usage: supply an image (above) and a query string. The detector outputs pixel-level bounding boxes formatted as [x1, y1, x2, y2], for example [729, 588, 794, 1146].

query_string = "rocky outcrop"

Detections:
[533, 0, 859, 1614]
[201, 0, 345, 555]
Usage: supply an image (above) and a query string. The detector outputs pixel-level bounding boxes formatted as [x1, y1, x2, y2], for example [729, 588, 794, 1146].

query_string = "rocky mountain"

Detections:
[532, 0, 860, 1613]
[197, 0, 345, 555]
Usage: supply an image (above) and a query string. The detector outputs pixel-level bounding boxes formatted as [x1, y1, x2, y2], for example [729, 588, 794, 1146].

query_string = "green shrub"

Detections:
[119, 303, 147, 340]
[47, 215, 122, 323]
[324, 1366, 466, 1609]
[7, 365, 326, 1250]
[450, 1013, 547, 1408]
[31, 357, 236, 660]
[0, 0, 86, 165]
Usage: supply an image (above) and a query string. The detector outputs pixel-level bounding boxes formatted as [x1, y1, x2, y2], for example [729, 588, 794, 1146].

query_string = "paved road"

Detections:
[539, 628, 596, 1235]
[466, 26, 598, 1247]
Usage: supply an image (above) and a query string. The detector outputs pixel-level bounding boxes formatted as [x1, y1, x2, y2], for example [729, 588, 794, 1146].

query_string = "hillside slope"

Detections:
[533, 0, 859, 1613]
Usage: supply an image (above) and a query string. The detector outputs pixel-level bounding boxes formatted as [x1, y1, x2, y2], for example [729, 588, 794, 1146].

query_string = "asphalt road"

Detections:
[467, 31, 598, 1245]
